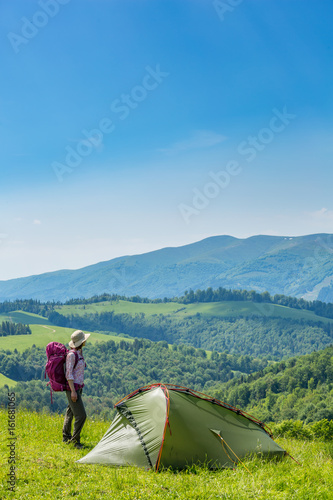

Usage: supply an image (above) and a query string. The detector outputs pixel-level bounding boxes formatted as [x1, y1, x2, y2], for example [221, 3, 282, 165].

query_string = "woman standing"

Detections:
[62, 330, 90, 449]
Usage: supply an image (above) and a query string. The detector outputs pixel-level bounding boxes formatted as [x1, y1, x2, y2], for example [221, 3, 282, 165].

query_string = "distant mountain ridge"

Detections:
[1, 233, 333, 302]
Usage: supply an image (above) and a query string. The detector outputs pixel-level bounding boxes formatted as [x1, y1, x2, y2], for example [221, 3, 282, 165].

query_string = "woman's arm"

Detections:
[67, 379, 77, 402]
[66, 352, 78, 402]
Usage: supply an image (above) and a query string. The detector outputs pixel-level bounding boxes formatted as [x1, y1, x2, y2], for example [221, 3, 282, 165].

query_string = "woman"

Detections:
[62, 329, 90, 449]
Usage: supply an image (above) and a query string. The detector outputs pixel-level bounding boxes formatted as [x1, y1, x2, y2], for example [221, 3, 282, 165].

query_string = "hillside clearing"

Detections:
[0, 324, 132, 353]
[0, 372, 17, 387]
[55, 299, 333, 324]
[0, 310, 55, 326]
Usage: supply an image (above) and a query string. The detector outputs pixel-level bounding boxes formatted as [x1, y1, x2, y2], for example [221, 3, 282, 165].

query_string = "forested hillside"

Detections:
[1, 288, 333, 426]
[211, 345, 333, 423]
[2, 288, 333, 359]
[49, 309, 333, 359]
[0, 338, 266, 418]
[1, 337, 333, 427]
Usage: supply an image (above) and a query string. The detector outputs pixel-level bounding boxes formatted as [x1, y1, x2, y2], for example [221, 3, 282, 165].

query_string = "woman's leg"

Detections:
[62, 391, 74, 441]
[66, 389, 87, 444]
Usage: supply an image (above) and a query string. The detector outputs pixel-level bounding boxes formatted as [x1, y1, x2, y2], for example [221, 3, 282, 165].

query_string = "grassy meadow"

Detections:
[0, 317, 136, 389]
[0, 322, 132, 355]
[1, 409, 333, 499]
[56, 300, 184, 317]
[0, 311, 55, 325]
[55, 299, 333, 324]
[0, 372, 17, 387]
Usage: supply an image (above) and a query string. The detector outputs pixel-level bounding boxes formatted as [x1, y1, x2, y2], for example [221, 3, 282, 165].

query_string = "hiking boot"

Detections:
[74, 442, 84, 449]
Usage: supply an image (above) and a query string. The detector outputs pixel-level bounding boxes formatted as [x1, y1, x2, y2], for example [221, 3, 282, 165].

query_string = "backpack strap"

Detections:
[67, 350, 85, 391]
[68, 349, 79, 369]
[73, 350, 79, 369]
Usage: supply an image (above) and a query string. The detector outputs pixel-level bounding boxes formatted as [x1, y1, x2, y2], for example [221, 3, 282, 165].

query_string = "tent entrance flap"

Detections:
[117, 404, 153, 468]
[78, 386, 167, 468]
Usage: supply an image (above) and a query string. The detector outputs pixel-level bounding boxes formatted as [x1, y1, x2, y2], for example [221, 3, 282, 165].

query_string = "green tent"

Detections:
[78, 384, 285, 470]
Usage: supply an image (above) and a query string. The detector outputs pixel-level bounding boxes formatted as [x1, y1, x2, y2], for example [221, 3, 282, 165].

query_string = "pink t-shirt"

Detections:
[66, 350, 86, 386]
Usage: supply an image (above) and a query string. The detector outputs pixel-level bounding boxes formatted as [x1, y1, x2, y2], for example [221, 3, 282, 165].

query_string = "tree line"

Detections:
[48, 309, 333, 359]
[179, 287, 333, 320]
[1, 286, 333, 319]
[63, 288, 333, 320]
[0, 321, 31, 336]
[0, 299, 56, 316]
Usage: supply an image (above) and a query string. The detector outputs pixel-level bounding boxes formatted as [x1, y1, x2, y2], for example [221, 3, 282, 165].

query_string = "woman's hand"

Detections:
[71, 390, 78, 402]
[67, 380, 77, 401]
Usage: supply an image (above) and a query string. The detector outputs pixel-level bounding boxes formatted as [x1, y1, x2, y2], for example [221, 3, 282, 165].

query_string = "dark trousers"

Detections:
[62, 388, 86, 444]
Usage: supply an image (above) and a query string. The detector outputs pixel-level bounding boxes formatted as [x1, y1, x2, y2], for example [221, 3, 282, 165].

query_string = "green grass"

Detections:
[1, 409, 333, 499]
[56, 300, 183, 317]
[0, 324, 132, 354]
[182, 301, 333, 322]
[56, 299, 333, 324]
[0, 373, 17, 387]
[0, 309, 133, 355]
[0, 311, 54, 326]
[3, 301, 332, 325]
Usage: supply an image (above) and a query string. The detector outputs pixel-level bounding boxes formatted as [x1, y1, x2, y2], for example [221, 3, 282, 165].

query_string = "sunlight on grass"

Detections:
[1, 409, 333, 499]
[56, 299, 333, 324]
[0, 324, 129, 353]
[0, 373, 17, 388]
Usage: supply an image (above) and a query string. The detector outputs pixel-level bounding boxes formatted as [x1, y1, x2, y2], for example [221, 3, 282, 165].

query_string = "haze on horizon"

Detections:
[1, 0, 332, 280]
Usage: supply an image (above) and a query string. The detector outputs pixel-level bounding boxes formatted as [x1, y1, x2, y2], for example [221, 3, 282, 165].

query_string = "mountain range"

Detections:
[1, 233, 333, 303]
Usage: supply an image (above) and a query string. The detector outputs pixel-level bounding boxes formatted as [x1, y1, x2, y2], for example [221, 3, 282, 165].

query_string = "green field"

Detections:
[2, 300, 331, 337]
[183, 301, 333, 323]
[56, 300, 183, 317]
[0, 311, 55, 325]
[56, 299, 333, 324]
[1, 409, 332, 499]
[0, 324, 133, 388]
[0, 372, 17, 387]
[0, 324, 132, 354]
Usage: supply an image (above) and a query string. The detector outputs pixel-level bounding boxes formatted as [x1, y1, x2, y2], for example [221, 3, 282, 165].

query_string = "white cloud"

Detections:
[158, 130, 226, 155]
[309, 208, 333, 221]
[33, 219, 41, 225]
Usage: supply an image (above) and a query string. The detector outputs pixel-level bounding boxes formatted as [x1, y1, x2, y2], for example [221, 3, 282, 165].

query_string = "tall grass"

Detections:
[1, 409, 332, 499]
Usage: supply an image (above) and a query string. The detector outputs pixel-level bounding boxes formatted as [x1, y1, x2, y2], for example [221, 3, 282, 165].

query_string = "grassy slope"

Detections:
[57, 301, 182, 316]
[0, 373, 17, 387]
[0, 311, 55, 325]
[1, 409, 333, 499]
[56, 299, 333, 324]
[0, 325, 127, 353]
[0, 323, 134, 388]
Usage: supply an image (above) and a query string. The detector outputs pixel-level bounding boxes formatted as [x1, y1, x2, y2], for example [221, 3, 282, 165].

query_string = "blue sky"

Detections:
[0, 0, 332, 280]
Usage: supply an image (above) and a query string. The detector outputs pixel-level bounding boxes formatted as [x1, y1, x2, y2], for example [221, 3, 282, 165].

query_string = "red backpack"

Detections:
[45, 342, 79, 401]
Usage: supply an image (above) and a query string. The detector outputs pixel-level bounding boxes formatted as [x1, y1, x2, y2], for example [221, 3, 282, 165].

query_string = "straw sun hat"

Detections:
[69, 330, 90, 349]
